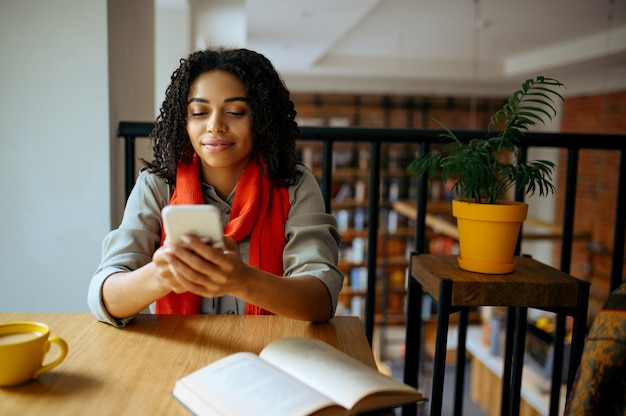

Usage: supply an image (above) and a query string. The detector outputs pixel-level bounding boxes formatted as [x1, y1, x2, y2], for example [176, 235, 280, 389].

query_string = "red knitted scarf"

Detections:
[155, 153, 290, 315]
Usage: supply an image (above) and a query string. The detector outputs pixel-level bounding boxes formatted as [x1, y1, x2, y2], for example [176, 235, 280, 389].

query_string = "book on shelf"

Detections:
[172, 337, 424, 416]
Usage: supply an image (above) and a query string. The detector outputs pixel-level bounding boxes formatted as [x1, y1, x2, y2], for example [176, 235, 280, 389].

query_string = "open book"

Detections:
[172, 337, 424, 416]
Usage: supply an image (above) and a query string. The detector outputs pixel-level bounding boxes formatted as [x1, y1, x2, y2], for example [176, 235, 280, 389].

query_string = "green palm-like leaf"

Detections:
[407, 76, 566, 204]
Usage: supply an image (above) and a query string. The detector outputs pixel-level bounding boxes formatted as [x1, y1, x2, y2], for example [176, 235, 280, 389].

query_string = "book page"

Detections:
[259, 338, 422, 412]
[173, 352, 345, 416]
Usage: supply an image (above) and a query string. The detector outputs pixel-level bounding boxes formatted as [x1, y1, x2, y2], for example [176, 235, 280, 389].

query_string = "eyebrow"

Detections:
[187, 96, 248, 104]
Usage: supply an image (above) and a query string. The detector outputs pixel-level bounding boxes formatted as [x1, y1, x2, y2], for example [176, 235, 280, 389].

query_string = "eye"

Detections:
[225, 105, 247, 117]
[188, 107, 209, 118]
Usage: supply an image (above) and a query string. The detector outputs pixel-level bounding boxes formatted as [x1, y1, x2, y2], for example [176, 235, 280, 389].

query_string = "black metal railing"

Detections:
[119, 122, 625, 339]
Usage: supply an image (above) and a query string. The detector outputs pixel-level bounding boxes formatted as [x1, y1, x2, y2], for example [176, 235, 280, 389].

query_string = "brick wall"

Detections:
[291, 93, 505, 129]
[558, 91, 626, 320]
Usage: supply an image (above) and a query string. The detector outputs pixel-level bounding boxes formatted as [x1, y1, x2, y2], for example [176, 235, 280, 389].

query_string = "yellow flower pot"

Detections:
[452, 199, 528, 274]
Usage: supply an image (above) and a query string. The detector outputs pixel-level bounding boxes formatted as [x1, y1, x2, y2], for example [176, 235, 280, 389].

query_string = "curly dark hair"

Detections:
[145, 48, 300, 186]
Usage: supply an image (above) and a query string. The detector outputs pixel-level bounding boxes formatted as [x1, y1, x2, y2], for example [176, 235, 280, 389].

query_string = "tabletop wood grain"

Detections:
[0, 313, 375, 415]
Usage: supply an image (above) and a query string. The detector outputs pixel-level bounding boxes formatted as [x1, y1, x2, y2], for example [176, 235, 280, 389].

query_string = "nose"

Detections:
[207, 112, 227, 133]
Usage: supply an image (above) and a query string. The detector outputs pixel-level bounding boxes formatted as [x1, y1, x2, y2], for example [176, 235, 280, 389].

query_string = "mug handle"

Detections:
[33, 335, 68, 378]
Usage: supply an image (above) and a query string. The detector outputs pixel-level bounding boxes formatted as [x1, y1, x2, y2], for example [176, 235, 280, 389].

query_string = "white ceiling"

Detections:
[196, 0, 626, 97]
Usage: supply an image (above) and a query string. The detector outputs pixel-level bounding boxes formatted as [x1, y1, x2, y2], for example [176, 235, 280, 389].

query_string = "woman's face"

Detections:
[186, 70, 254, 175]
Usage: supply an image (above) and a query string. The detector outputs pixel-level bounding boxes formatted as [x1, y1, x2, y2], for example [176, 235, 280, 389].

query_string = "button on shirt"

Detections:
[88, 164, 343, 327]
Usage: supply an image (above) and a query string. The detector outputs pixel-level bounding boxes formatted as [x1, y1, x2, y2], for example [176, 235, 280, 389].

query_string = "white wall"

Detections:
[155, 0, 191, 116]
[189, 0, 245, 50]
[0, 0, 110, 311]
[108, 0, 155, 225]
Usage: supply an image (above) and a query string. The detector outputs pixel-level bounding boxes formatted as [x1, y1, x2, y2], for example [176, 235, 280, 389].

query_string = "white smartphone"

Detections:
[161, 205, 225, 249]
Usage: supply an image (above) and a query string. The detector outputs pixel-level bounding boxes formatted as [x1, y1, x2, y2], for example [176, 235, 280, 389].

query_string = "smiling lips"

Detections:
[202, 139, 233, 151]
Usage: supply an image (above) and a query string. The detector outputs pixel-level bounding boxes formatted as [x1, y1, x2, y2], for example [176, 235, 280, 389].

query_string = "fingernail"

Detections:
[181, 235, 192, 244]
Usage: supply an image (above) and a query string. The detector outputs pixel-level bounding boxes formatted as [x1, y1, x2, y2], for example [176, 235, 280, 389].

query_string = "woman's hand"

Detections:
[152, 235, 332, 321]
[152, 236, 251, 298]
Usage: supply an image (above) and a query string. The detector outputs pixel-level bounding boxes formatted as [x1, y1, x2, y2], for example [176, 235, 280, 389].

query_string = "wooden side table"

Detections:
[402, 254, 590, 416]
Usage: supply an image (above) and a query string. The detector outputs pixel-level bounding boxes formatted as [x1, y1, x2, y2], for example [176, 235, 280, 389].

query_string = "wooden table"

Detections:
[402, 254, 589, 416]
[0, 313, 376, 415]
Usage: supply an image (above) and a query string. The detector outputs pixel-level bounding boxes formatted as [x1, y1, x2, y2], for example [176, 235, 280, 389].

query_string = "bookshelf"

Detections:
[296, 140, 419, 327]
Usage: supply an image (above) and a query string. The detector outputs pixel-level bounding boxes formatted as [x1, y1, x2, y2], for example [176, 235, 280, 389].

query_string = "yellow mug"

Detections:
[0, 321, 68, 386]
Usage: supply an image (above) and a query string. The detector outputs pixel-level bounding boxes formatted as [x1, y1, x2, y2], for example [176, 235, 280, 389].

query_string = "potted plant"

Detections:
[407, 76, 566, 274]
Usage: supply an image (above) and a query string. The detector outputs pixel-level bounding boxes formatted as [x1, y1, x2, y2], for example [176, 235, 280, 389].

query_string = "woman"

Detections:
[88, 48, 343, 327]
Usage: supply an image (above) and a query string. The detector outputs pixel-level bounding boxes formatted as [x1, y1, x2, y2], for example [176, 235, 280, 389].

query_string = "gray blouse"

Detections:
[88, 164, 343, 327]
